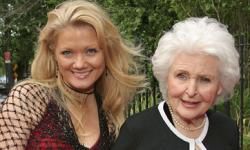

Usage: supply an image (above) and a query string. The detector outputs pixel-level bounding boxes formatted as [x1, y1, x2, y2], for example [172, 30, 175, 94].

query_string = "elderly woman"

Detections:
[112, 17, 240, 150]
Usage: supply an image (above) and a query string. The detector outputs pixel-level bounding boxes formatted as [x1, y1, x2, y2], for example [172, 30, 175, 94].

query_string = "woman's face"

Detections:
[54, 24, 105, 92]
[166, 52, 222, 121]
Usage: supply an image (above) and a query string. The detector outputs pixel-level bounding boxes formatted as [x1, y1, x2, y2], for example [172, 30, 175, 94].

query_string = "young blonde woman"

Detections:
[0, 0, 144, 149]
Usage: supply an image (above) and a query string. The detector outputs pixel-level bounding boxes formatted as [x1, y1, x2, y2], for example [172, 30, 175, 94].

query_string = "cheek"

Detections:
[58, 60, 70, 69]
[55, 54, 66, 68]
[93, 55, 105, 70]
[199, 89, 218, 104]
[97, 58, 105, 69]
[98, 63, 105, 74]
[56, 58, 72, 75]
[167, 78, 185, 98]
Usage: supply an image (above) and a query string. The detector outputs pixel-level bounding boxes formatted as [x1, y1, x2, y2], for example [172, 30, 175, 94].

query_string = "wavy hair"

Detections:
[30, 0, 145, 136]
[152, 17, 240, 103]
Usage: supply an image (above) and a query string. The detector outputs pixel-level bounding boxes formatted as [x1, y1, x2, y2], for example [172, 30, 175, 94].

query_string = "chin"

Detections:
[76, 85, 91, 90]
[178, 111, 200, 120]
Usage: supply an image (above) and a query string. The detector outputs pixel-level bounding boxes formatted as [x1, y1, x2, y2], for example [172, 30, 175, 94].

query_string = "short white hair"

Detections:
[152, 16, 240, 103]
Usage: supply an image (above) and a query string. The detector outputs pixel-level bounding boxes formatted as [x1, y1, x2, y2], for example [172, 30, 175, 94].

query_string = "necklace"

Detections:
[166, 101, 206, 131]
[69, 94, 90, 142]
[63, 81, 94, 96]
[61, 79, 94, 104]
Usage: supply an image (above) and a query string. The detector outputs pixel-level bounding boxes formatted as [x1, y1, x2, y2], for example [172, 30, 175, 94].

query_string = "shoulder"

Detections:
[0, 82, 52, 149]
[11, 81, 49, 95]
[112, 105, 163, 150]
[206, 110, 238, 140]
[207, 110, 237, 128]
[204, 110, 239, 149]
[8, 82, 50, 103]
[120, 104, 165, 135]
[126, 105, 160, 126]
[1, 82, 51, 117]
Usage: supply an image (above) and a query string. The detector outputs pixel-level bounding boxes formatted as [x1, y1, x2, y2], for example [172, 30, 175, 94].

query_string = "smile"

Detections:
[181, 99, 200, 108]
[72, 71, 91, 79]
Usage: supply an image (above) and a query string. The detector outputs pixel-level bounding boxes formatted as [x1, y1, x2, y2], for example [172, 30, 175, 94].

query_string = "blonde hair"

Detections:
[30, 0, 145, 136]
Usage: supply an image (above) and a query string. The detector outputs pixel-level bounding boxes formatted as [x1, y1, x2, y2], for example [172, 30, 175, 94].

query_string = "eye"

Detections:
[176, 73, 188, 80]
[199, 76, 211, 83]
[61, 50, 72, 57]
[86, 48, 97, 56]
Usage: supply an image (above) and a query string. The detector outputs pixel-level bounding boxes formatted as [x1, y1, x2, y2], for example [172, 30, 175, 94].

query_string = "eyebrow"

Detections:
[173, 69, 188, 74]
[197, 74, 215, 79]
[174, 69, 216, 78]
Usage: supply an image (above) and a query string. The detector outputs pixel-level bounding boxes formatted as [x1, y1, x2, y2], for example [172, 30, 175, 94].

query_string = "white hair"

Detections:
[152, 16, 240, 103]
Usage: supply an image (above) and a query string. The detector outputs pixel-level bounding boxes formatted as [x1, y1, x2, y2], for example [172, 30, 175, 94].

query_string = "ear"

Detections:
[217, 84, 223, 96]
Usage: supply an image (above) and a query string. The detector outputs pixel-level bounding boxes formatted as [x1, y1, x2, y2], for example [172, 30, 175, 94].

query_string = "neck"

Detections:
[61, 79, 94, 98]
[58, 72, 94, 96]
[64, 81, 94, 95]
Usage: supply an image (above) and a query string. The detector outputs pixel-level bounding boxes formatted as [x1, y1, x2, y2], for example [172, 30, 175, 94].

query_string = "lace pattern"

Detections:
[0, 83, 115, 150]
[0, 83, 50, 149]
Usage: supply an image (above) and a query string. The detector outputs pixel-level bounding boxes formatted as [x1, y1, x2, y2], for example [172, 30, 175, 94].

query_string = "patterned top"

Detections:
[0, 83, 115, 150]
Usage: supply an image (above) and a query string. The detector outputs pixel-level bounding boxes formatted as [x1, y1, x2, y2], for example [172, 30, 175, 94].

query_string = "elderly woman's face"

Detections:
[54, 24, 105, 92]
[166, 52, 222, 121]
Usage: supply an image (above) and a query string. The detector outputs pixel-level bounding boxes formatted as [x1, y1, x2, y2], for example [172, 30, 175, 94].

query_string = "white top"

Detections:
[158, 101, 209, 150]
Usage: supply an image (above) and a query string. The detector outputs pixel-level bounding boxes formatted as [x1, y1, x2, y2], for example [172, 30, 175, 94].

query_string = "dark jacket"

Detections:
[112, 101, 239, 150]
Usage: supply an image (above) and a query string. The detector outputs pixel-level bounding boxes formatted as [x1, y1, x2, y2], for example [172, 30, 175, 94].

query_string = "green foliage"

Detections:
[98, 0, 178, 86]
[0, 0, 64, 79]
[244, 134, 250, 150]
[169, 0, 250, 34]
[0, 0, 249, 148]
[0, 57, 5, 76]
[231, 87, 250, 131]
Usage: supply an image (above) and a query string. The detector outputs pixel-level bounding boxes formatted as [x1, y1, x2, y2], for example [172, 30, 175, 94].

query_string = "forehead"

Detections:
[58, 23, 96, 37]
[170, 52, 220, 76]
[55, 24, 98, 46]
[50, 23, 97, 46]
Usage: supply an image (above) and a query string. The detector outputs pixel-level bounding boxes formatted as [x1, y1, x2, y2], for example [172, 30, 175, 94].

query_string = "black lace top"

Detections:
[0, 83, 115, 150]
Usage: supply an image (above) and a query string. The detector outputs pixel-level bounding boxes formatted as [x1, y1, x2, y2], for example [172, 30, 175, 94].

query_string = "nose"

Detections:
[185, 80, 198, 97]
[73, 55, 87, 69]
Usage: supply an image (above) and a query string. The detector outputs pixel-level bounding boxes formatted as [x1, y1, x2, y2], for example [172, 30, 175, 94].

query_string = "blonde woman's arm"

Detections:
[0, 83, 49, 149]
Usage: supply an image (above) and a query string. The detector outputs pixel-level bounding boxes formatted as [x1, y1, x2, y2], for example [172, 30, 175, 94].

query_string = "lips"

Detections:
[181, 99, 200, 108]
[72, 70, 91, 79]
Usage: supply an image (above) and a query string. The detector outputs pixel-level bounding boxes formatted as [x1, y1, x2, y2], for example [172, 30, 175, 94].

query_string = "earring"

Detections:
[56, 66, 59, 78]
[105, 68, 109, 76]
